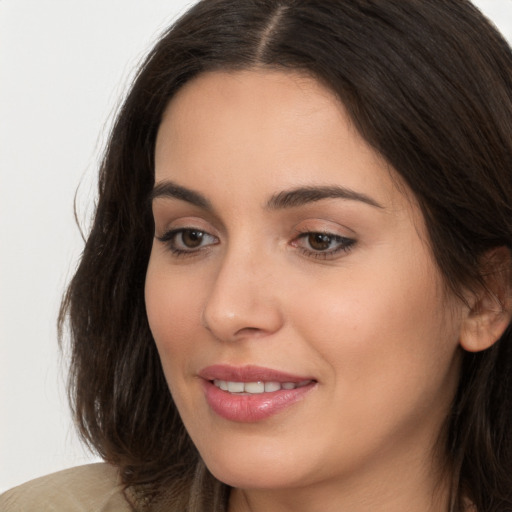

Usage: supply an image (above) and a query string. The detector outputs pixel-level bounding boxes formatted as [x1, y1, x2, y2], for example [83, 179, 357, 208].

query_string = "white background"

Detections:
[1, 0, 511, 493]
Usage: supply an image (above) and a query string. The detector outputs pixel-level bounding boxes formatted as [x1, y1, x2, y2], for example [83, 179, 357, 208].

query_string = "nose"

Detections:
[201, 243, 284, 342]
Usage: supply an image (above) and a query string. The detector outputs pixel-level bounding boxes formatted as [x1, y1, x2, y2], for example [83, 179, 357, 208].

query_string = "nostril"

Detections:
[233, 326, 269, 339]
[237, 326, 261, 333]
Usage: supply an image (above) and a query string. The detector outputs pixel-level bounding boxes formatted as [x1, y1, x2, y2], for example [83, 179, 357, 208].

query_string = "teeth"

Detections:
[264, 381, 281, 392]
[245, 381, 265, 393]
[213, 379, 311, 394]
[227, 381, 244, 393]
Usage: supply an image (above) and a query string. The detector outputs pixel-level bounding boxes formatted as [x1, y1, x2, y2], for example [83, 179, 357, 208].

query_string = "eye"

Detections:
[292, 231, 355, 259]
[157, 228, 218, 255]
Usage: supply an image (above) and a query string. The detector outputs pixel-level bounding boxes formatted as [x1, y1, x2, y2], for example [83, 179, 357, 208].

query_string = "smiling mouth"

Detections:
[212, 379, 313, 394]
[199, 365, 317, 421]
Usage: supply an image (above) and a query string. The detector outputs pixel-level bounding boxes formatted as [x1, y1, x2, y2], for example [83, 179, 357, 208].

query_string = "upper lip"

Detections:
[198, 364, 315, 383]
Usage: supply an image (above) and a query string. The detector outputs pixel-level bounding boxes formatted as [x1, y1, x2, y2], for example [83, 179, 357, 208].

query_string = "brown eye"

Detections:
[308, 233, 334, 251]
[180, 229, 204, 248]
[157, 228, 218, 255]
[292, 231, 356, 259]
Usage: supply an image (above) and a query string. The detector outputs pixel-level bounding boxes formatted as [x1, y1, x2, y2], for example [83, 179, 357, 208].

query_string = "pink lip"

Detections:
[199, 364, 313, 383]
[199, 365, 317, 423]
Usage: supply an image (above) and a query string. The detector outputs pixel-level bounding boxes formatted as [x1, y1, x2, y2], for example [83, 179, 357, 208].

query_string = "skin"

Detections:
[145, 70, 470, 512]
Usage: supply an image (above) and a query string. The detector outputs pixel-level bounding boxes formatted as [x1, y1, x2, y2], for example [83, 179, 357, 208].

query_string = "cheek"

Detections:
[145, 253, 205, 374]
[287, 270, 460, 466]
[289, 249, 461, 411]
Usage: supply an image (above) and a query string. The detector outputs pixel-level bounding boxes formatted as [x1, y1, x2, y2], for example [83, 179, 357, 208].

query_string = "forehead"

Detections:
[154, 69, 412, 213]
[156, 69, 345, 163]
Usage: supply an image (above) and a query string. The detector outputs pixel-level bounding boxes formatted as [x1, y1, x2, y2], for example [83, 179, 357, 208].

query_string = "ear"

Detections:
[459, 246, 512, 353]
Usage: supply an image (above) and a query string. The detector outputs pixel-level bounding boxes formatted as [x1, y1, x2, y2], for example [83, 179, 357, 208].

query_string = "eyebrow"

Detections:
[149, 180, 383, 211]
[266, 185, 383, 210]
[150, 181, 212, 210]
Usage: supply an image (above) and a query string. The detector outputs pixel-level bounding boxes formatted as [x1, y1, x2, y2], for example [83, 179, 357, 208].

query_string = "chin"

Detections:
[201, 447, 311, 490]
[208, 465, 300, 490]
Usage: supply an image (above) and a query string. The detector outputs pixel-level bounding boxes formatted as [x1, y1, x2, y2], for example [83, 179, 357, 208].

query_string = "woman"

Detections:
[2, 0, 512, 510]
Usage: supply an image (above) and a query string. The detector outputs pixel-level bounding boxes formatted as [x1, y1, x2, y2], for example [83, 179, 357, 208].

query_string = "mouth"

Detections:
[212, 379, 313, 394]
[198, 365, 317, 422]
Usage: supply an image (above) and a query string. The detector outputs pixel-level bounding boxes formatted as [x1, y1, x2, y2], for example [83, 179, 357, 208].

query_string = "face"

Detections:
[146, 70, 465, 502]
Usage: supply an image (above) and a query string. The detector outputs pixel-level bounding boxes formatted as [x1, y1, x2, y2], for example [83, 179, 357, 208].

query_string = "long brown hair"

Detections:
[60, 1, 512, 510]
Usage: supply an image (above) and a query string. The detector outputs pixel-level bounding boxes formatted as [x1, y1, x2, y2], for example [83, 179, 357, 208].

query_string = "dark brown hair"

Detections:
[60, 1, 512, 510]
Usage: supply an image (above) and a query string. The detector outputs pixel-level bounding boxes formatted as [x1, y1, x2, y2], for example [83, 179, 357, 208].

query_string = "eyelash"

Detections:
[156, 228, 356, 260]
[292, 231, 356, 259]
[157, 228, 219, 257]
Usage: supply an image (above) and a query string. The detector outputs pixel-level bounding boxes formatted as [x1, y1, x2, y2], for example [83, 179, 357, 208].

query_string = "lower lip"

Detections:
[202, 380, 316, 423]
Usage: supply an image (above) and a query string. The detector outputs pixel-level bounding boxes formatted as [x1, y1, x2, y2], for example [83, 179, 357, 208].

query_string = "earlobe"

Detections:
[459, 247, 512, 353]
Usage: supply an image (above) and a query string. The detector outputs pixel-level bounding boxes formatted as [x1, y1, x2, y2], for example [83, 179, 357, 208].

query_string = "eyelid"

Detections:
[291, 231, 355, 259]
[157, 227, 214, 243]
[292, 217, 356, 236]
[152, 204, 225, 237]
[153, 213, 219, 240]
[290, 219, 357, 260]
[156, 225, 219, 257]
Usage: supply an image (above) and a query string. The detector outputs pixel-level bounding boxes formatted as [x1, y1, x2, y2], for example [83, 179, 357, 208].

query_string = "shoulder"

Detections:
[0, 463, 133, 512]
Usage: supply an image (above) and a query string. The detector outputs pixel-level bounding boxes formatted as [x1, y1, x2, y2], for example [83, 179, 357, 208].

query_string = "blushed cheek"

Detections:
[145, 279, 186, 402]
[290, 256, 451, 381]
[145, 262, 206, 380]
[145, 273, 207, 426]
[145, 265, 178, 356]
[147, 284, 194, 349]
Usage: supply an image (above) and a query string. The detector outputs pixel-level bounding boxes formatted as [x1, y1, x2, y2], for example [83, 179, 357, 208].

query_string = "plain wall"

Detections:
[1, 0, 511, 493]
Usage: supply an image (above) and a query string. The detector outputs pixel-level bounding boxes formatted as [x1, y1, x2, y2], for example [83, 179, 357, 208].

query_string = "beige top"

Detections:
[0, 463, 133, 512]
